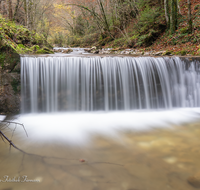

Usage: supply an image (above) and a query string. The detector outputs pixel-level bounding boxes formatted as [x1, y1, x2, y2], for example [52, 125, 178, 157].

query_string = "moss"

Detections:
[176, 50, 187, 56]
[36, 47, 54, 54]
[11, 78, 20, 94]
[0, 52, 6, 69]
[18, 44, 25, 49]
[30, 45, 40, 52]
[0, 15, 52, 55]
[194, 4, 200, 10]
[0, 47, 20, 72]
[163, 50, 172, 55]
[180, 27, 188, 34]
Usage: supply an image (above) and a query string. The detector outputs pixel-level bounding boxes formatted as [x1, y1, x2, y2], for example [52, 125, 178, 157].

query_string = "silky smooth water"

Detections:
[21, 56, 200, 113]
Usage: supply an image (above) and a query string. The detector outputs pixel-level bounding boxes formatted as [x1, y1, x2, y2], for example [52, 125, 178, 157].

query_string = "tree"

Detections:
[164, 0, 170, 28]
[13, 0, 20, 21]
[187, 0, 192, 33]
[170, 0, 178, 34]
[6, 0, 13, 20]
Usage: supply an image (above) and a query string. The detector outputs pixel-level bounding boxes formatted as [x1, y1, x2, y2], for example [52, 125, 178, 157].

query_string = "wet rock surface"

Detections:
[0, 50, 20, 114]
[0, 72, 20, 114]
[62, 48, 73, 54]
[53, 47, 200, 57]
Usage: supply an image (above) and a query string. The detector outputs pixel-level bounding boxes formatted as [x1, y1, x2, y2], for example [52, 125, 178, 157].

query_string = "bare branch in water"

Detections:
[0, 117, 123, 170]
[1, 120, 28, 137]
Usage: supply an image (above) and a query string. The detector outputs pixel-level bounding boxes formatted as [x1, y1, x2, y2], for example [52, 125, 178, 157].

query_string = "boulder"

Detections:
[62, 49, 73, 54]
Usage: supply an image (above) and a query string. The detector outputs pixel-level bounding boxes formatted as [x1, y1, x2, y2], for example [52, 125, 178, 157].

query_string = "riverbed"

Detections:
[1, 109, 200, 190]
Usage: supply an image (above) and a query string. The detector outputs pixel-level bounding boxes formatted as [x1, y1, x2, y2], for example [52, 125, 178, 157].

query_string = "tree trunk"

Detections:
[170, 0, 177, 33]
[177, 0, 181, 14]
[164, 0, 170, 29]
[188, 0, 192, 33]
[26, 0, 30, 28]
[13, 0, 20, 20]
[23, 0, 27, 26]
[6, 0, 13, 20]
[174, 0, 178, 29]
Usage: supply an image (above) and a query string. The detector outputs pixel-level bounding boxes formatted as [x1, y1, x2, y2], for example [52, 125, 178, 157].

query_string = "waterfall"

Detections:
[21, 56, 200, 113]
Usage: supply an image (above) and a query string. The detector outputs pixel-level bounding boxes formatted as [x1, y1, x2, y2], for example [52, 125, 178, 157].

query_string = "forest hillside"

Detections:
[0, 0, 200, 55]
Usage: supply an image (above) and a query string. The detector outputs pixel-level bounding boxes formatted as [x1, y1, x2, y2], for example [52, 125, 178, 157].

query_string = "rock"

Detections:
[62, 49, 73, 54]
[130, 51, 143, 56]
[124, 50, 131, 54]
[84, 48, 91, 53]
[188, 173, 200, 188]
[154, 51, 166, 56]
[12, 62, 20, 73]
[36, 47, 54, 54]
[91, 46, 96, 50]
[162, 50, 172, 56]
[84, 46, 96, 53]
[144, 52, 150, 56]
[0, 51, 20, 72]
[0, 73, 20, 114]
[93, 50, 99, 54]
[54, 49, 62, 53]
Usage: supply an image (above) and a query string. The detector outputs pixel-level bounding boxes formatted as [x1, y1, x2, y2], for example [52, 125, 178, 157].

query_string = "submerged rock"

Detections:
[188, 173, 200, 188]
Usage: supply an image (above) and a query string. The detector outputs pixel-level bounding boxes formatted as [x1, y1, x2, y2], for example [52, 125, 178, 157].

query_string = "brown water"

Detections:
[1, 121, 200, 190]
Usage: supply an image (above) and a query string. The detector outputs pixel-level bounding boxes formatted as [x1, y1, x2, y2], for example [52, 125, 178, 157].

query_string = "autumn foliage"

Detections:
[0, 0, 199, 55]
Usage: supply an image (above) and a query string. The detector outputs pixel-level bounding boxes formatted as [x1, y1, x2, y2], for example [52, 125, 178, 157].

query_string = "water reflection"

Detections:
[1, 109, 200, 190]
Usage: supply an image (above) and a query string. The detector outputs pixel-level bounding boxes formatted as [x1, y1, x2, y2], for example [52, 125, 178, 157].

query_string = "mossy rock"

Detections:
[163, 50, 172, 56]
[30, 45, 40, 52]
[11, 78, 20, 94]
[0, 48, 20, 72]
[36, 47, 54, 54]
[176, 50, 187, 56]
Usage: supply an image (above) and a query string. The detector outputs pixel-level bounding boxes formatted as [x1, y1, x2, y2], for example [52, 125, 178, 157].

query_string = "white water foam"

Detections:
[0, 115, 6, 121]
[14, 108, 200, 145]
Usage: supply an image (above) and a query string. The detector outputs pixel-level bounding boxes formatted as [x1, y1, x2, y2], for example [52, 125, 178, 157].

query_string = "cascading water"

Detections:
[21, 56, 200, 113]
